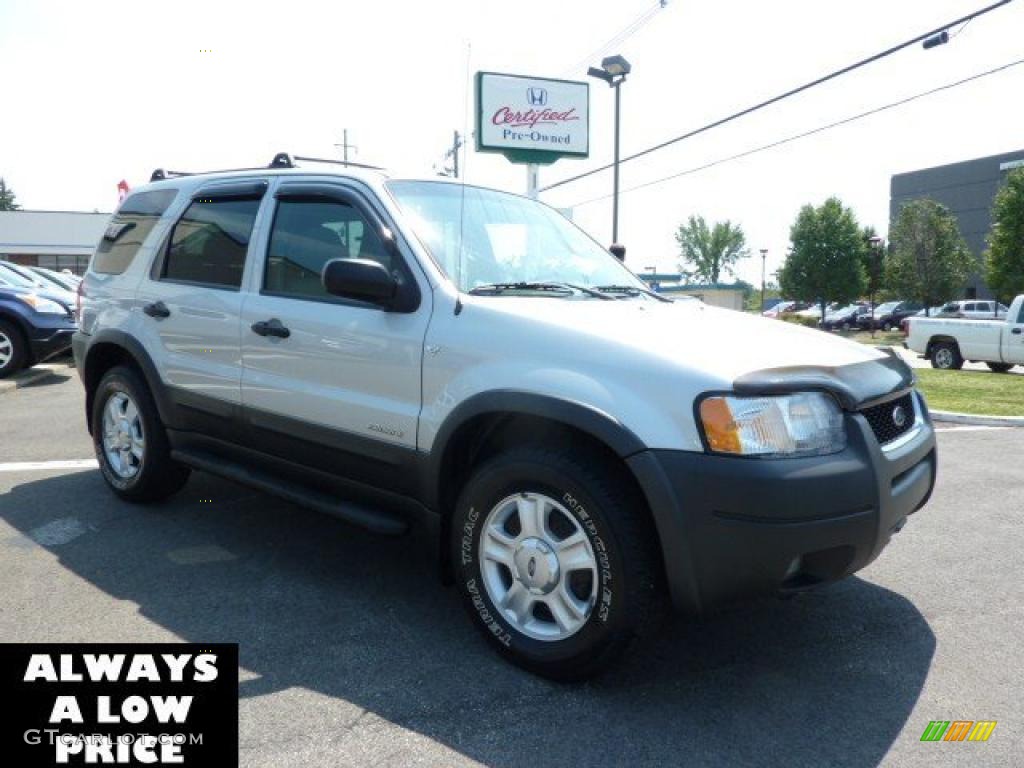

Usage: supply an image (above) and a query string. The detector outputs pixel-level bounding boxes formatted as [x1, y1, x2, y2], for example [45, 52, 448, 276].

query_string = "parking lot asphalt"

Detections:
[1, 373, 1022, 767]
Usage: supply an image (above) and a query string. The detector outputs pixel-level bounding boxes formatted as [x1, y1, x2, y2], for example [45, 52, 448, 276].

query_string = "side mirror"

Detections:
[322, 258, 397, 307]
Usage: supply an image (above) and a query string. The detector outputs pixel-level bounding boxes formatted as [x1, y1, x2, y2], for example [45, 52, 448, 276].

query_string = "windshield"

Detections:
[387, 181, 646, 294]
[876, 302, 899, 313]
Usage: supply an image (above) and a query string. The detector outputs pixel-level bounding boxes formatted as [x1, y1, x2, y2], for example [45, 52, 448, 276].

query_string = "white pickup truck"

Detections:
[907, 294, 1024, 372]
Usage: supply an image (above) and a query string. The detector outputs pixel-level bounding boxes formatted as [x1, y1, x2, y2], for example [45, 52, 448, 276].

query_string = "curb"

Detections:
[930, 410, 1024, 427]
[0, 360, 74, 395]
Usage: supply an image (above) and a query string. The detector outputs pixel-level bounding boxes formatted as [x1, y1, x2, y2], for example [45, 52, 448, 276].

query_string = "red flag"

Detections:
[117, 180, 131, 203]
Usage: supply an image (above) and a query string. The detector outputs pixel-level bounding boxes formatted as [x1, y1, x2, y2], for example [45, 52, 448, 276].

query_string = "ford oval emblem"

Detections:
[892, 405, 908, 429]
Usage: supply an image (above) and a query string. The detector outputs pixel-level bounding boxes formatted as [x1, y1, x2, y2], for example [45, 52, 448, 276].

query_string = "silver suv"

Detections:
[74, 154, 937, 679]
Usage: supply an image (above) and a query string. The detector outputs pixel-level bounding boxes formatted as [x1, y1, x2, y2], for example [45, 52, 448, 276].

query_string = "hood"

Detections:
[0, 283, 75, 310]
[469, 296, 912, 408]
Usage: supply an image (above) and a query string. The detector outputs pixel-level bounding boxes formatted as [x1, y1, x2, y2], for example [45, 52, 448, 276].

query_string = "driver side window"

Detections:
[263, 199, 391, 300]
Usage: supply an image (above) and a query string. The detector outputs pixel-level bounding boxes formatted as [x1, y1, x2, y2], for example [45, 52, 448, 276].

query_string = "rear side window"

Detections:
[161, 198, 261, 289]
[93, 190, 177, 274]
[263, 199, 391, 300]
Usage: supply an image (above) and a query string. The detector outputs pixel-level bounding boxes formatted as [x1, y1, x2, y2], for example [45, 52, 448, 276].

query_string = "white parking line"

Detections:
[0, 459, 98, 473]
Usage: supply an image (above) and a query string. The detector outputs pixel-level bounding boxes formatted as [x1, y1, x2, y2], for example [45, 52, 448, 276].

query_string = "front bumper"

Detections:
[628, 391, 936, 613]
[28, 323, 76, 363]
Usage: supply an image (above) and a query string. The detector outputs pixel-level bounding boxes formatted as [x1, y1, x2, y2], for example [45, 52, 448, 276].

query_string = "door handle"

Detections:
[142, 301, 170, 319]
[251, 318, 290, 339]
[1012, 328, 1022, 335]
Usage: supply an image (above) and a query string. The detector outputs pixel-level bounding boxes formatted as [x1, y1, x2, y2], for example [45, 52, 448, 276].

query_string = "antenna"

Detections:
[455, 41, 472, 316]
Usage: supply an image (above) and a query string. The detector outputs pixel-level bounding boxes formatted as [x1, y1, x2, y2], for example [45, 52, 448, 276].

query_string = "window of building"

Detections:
[162, 198, 261, 289]
[93, 190, 177, 275]
[263, 199, 390, 300]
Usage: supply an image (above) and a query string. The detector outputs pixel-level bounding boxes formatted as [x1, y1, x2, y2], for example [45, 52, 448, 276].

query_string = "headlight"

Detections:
[699, 392, 846, 458]
[16, 294, 68, 315]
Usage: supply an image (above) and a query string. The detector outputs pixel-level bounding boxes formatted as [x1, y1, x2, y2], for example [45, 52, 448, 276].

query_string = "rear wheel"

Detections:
[930, 341, 963, 370]
[986, 362, 1015, 373]
[0, 319, 27, 378]
[92, 365, 190, 502]
[452, 447, 662, 681]
[881, 321, 893, 332]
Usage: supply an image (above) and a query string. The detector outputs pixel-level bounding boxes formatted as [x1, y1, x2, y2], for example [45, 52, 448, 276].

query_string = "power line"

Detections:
[559, 1, 667, 78]
[541, 0, 1017, 192]
[566, 57, 1024, 208]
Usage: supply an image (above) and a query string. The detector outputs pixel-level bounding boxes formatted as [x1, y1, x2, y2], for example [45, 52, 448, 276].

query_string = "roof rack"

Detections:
[149, 153, 384, 183]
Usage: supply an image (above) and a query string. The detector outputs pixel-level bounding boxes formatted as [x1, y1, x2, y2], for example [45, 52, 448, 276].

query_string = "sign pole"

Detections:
[526, 164, 539, 199]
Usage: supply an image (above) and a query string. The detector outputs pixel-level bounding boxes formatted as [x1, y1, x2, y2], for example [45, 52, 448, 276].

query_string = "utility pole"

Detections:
[335, 129, 358, 165]
[437, 131, 464, 179]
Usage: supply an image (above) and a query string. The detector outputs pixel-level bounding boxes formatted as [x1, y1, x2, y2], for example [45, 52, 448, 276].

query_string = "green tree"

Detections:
[886, 198, 974, 312]
[0, 178, 18, 211]
[985, 167, 1024, 301]
[675, 215, 748, 284]
[778, 197, 867, 318]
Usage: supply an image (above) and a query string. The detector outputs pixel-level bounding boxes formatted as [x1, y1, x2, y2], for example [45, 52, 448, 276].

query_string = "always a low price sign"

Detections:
[2, 644, 238, 766]
[476, 72, 589, 164]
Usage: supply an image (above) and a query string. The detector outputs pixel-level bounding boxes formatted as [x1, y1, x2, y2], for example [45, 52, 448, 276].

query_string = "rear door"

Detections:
[135, 179, 268, 424]
[239, 180, 431, 490]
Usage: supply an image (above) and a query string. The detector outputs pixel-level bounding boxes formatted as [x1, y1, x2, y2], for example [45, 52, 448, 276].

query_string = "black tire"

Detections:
[841, 321, 851, 332]
[882, 321, 893, 332]
[987, 362, 1015, 373]
[930, 341, 963, 370]
[0, 319, 27, 379]
[452, 446, 662, 681]
[92, 365, 190, 502]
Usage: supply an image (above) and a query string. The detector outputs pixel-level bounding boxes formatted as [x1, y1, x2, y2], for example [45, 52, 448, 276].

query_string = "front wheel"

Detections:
[452, 447, 662, 681]
[987, 362, 1015, 373]
[0, 319, 27, 379]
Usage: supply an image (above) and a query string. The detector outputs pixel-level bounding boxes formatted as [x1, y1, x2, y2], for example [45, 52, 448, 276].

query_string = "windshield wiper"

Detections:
[593, 284, 673, 302]
[468, 282, 613, 300]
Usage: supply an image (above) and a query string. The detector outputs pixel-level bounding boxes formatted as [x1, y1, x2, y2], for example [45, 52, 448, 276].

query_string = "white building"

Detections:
[0, 210, 110, 275]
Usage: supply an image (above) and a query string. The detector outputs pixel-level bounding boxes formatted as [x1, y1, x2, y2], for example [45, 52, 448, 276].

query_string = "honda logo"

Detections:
[526, 87, 548, 107]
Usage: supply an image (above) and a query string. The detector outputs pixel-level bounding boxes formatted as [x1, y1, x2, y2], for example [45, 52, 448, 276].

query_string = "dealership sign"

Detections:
[476, 72, 589, 165]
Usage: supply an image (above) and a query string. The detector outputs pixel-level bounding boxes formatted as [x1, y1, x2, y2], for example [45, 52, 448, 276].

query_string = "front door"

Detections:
[239, 181, 431, 490]
[1006, 304, 1024, 365]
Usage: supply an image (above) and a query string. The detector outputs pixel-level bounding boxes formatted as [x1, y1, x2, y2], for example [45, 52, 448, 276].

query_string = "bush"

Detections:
[780, 313, 820, 328]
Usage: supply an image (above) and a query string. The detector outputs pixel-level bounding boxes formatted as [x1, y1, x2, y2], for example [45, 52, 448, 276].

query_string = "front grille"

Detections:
[861, 392, 915, 445]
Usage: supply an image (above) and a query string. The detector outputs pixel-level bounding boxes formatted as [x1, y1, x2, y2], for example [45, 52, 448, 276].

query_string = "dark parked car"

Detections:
[857, 301, 924, 332]
[821, 303, 871, 331]
[0, 282, 77, 378]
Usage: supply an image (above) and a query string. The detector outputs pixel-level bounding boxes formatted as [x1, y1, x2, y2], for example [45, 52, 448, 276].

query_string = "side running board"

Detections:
[170, 449, 408, 536]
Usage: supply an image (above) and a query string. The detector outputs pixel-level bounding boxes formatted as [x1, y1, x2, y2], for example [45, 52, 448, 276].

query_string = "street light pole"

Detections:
[868, 235, 884, 338]
[588, 55, 631, 252]
[612, 80, 622, 244]
[759, 248, 767, 311]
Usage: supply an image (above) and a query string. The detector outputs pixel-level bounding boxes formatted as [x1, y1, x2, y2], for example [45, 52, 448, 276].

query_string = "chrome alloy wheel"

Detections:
[478, 492, 599, 641]
[0, 330, 12, 369]
[101, 391, 145, 479]
[934, 347, 953, 368]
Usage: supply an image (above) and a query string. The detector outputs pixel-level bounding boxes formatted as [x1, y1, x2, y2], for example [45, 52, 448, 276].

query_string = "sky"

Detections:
[1, 0, 1022, 286]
